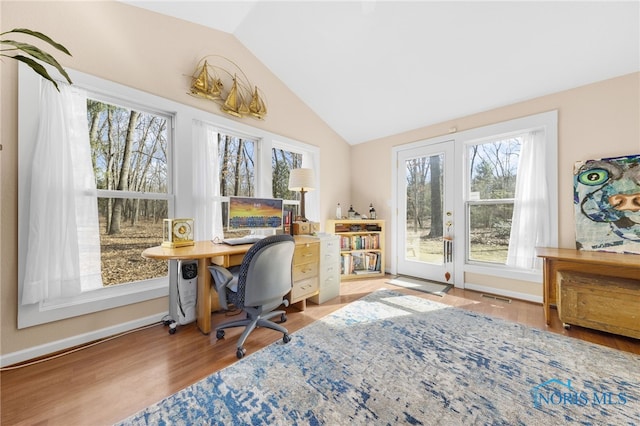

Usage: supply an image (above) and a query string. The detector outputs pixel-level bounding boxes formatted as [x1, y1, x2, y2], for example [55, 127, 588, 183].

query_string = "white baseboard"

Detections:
[463, 283, 543, 304]
[0, 312, 168, 368]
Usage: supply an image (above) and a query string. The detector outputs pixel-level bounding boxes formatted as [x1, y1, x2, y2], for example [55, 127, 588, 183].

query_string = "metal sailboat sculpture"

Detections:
[221, 75, 250, 118]
[188, 56, 267, 120]
[189, 60, 223, 100]
[249, 86, 267, 119]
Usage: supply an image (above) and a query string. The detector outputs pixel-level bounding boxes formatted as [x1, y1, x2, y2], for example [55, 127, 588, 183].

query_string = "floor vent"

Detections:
[481, 294, 512, 303]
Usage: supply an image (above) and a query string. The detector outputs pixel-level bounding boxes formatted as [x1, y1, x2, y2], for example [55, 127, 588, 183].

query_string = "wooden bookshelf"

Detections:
[326, 219, 385, 280]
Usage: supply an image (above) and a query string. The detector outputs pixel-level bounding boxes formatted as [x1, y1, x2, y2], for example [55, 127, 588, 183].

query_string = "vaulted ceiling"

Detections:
[122, 1, 640, 145]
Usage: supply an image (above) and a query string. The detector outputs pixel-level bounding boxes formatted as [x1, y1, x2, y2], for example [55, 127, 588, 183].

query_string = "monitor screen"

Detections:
[227, 196, 284, 230]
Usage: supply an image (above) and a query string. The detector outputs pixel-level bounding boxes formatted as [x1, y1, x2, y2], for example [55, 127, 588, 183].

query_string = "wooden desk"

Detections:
[142, 241, 252, 335]
[536, 247, 640, 325]
[142, 236, 320, 334]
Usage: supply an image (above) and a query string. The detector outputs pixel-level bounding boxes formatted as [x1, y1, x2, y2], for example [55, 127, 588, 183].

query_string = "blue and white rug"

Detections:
[117, 289, 640, 425]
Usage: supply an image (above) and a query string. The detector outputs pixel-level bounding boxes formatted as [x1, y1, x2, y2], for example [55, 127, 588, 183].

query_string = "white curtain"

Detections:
[192, 120, 223, 241]
[507, 130, 551, 270]
[22, 81, 102, 305]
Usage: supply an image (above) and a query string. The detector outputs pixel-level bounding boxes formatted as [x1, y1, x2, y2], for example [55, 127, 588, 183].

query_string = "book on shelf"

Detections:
[341, 253, 353, 275]
[340, 234, 380, 251]
[353, 269, 379, 275]
[365, 251, 379, 271]
[352, 252, 365, 271]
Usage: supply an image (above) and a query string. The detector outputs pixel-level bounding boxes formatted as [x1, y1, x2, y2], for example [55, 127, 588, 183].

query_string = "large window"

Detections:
[215, 134, 311, 236]
[218, 132, 256, 197]
[18, 64, 319, 328]
[272, 145, 304, 219]
[466, 135, 522, 264]
[458, 111, 558, 283]
[89, 99, 171, 286]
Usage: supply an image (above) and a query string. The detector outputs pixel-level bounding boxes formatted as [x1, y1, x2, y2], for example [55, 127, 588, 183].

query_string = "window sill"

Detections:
[464, 263, 542, 283]
[18, 278, 169, 329]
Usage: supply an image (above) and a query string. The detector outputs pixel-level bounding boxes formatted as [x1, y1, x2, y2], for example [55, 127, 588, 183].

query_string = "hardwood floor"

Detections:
[2, 276, 638, 425]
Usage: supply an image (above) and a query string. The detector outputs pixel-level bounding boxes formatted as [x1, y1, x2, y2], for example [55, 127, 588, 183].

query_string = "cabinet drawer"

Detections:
[293, 262, 319, 282]
[322, 251, 340, 264]
[294, 243, 319, 264]
[291, 277, 319, 300]
[320, 263, 339, 277]
[323, 239, 341, 254]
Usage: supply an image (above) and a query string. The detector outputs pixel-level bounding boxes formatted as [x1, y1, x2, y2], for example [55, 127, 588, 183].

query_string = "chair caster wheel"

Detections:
[168, 322, 177, 334]
[236, 348, 246, 359]
[280, 313, 287, 323]
[216, 329, 225, 339]
[283, 333, 291, 344]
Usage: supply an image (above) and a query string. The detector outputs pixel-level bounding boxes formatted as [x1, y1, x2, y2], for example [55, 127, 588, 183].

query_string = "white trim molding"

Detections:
[1, 313, 167, 368]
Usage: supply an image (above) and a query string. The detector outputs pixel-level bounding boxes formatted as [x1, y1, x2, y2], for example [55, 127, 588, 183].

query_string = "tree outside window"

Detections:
[272, 146, 303, 218]
[467, 137, 521, 264]
[88, 99, 170, 285]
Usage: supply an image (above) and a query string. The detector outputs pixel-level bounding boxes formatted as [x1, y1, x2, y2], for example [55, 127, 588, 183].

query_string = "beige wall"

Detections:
[351, 72, 640, 296]
[0, 1, 350, 358]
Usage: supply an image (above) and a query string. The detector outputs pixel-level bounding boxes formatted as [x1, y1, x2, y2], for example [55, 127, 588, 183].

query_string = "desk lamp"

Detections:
[288, 168, 315, 222]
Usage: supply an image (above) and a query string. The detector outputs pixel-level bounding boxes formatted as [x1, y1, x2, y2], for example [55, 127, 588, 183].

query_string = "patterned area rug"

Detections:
[117, 289, 640, 425]
[387, 275, 452, 296]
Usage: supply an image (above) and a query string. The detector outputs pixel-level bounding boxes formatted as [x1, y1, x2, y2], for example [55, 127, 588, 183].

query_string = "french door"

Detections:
[396, 141, 455, 283]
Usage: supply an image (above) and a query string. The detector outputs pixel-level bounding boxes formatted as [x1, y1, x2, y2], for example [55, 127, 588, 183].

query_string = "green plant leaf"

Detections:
[1, 40, 72, 85]
[1, 28, 71, 55]
[12, 55, 60, 91]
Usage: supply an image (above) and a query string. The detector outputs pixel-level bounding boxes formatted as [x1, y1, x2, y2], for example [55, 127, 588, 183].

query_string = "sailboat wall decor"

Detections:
[188, 55, 267, 120]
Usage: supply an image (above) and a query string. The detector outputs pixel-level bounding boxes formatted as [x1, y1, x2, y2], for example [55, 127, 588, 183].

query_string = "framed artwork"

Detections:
[573, 153, 640, 254]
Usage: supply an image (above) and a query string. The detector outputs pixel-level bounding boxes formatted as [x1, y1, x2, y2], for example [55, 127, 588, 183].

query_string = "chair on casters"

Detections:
[208, 234, 295, 359]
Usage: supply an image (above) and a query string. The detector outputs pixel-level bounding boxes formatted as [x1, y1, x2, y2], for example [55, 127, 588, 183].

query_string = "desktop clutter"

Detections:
[291, 221, 319, 235]
[335, 203, 377, 220]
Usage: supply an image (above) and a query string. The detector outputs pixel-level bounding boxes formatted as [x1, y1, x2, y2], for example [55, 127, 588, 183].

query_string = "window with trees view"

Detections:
[88, 99, 171, 286]
[19, 65, 320, 328]
[216, 135, 307, 233]
[466, 136, 522, 264]
[218, 133, 256, 197]
[272, 146, 303, 218]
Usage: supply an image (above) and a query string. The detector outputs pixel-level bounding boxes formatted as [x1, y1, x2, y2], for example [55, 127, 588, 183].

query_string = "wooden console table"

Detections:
[536, 247, 640, 326]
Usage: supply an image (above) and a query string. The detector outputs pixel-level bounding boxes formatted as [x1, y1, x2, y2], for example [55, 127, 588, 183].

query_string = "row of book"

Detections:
[340, 251, 382, 275]
[339, 234, 380, 251]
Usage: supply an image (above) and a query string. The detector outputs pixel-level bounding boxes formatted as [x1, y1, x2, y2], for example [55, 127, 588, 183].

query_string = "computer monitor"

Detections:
[227, 196, 284, 231]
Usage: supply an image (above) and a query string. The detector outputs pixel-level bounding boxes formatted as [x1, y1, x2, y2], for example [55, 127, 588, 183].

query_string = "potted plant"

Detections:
[1, 28, 72, 90]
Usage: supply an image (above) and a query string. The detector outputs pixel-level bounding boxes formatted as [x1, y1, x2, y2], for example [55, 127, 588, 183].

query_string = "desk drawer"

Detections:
[291, 276, 319, 301]
[293, 262, 319, 282]
[294, 243, 319, 264]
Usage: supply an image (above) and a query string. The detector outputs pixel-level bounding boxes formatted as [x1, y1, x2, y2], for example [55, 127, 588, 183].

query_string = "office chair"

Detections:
[208, 234, 295, 359]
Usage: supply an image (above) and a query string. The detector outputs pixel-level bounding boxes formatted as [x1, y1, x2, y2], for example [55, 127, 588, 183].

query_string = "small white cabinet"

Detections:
[309, 234, 341, 304]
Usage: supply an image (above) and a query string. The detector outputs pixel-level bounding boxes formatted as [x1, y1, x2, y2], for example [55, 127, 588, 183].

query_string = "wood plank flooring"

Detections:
[2, 276, 638, 425]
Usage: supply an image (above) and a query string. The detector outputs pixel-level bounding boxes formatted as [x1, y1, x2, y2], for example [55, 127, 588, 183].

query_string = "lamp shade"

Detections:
[288, 168, 316, 191]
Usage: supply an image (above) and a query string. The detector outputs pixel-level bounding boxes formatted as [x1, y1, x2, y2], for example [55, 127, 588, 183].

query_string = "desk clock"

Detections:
[162, 218, 195, 248]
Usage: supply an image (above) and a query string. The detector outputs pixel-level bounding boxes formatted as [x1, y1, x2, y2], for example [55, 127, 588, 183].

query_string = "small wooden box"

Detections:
[293, 221, 319, 235]
[558, 271, 640, 339]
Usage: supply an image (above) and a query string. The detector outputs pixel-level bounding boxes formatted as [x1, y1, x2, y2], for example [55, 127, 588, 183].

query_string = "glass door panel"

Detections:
[397, 141, 454, 283]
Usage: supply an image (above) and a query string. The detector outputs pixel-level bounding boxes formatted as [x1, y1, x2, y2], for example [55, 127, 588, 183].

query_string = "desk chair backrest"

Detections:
[235, 234, 295, 311]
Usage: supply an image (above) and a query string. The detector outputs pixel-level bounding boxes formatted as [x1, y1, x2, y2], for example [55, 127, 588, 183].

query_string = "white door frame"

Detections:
[391, 134, 464, 288]
[390, 111, 558, 293]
